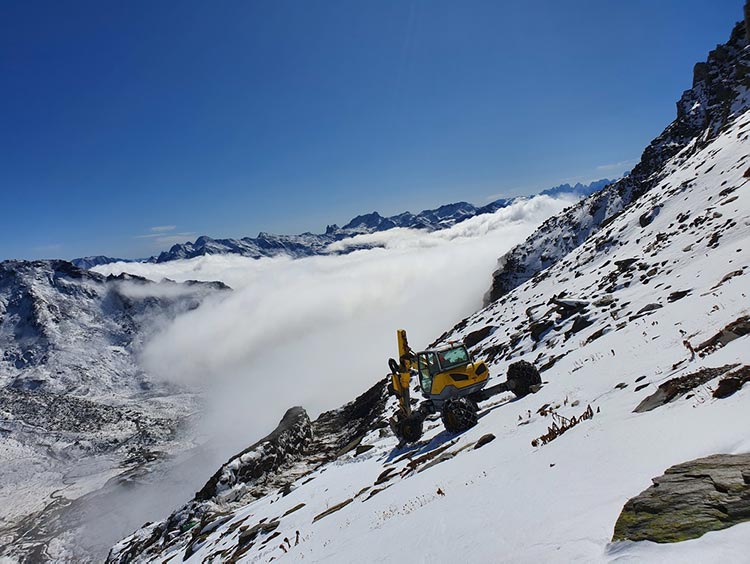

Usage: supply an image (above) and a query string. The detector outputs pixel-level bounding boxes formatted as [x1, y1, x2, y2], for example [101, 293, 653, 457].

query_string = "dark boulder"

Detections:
[463, 325, 496, 349]
[474, 434, 496, 449]
[613, 453, 750, 543]
[713, 365, 750, 398]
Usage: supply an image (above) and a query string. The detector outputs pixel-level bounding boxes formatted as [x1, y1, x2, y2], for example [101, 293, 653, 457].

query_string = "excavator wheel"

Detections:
[506, 360, 542, 398]
[393, 413, 424, 444]
[441, 397, 478, 433]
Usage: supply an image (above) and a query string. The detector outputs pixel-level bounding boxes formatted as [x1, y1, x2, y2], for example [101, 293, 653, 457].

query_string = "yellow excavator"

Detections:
[388, 329, 541, 443]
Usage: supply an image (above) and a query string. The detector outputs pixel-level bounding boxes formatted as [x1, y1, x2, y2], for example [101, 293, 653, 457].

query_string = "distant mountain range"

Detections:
[72, 179, 612, 269]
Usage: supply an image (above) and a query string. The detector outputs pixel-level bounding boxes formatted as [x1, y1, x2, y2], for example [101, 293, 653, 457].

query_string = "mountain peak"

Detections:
[486, 18, 750, 303]
[341, 211, 384, 230]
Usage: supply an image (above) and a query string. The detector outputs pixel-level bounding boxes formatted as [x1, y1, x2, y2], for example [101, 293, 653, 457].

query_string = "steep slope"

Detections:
[0, 261, 228, 561]
[0, 260, 227, 394]
[486, 20, 750, 303]
[108, 41, 750, 563]
[108, 383, 389, 562]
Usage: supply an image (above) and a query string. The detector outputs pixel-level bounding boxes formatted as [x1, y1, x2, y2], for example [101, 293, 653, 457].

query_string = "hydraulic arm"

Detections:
[388, 329, 416, 417]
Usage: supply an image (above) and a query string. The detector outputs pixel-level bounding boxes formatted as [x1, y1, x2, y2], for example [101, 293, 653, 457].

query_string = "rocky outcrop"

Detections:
[107, 379, 390, 563]
[195, 407, 314, 503]
[486, 19, 750, 304]
[713, 365, 750, 398]
[612, 453, 750, 543]
[633, 365, 739, 413]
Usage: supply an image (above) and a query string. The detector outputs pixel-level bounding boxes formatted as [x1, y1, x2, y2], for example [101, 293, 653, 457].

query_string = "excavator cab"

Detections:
[415, 343, 489, 408]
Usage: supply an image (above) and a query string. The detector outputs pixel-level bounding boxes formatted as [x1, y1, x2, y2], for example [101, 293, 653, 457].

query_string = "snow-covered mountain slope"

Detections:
[0, 260, 227, 395]
[107, 52, 750, 564]
[486, 21, 750, 304]
[147, 181, 610, 264]
[0, 261, 228, 561]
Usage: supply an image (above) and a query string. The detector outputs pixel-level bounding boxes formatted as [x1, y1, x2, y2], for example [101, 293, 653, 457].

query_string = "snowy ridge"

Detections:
[0, 260, 227, 395]
[108, 383, 390, 563]
[148, 181, 610, 264]
[107, 61, 750, 564]
[486, 20, 750, 303]
[152, 203, 497, 263]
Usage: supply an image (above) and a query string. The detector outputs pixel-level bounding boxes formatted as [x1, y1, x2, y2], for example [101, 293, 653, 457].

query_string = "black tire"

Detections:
[506, 360, 542, 398]
[394, 413, 424, 443]
[441, 397, 478, 433]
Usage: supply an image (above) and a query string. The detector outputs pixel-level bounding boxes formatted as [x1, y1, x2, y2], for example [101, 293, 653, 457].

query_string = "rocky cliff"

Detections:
[486, 19, 750, 303]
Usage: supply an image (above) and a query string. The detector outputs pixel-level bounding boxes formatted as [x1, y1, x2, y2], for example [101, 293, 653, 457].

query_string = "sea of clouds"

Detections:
[95, 194, 576, 446]
[82, 194, 575, 551]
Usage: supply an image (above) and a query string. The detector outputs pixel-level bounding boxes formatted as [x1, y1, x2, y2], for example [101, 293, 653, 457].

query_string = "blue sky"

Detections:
[0, 0, 742, 260]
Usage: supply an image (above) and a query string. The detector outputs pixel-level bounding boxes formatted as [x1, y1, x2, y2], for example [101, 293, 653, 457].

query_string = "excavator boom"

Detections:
[389, 329, 415, 416]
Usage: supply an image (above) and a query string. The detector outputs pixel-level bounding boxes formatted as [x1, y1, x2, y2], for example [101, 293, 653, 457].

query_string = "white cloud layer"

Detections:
[95, 194, 576, 454]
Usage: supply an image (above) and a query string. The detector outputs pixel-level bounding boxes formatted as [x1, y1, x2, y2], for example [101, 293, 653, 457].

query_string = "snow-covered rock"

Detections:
[486, 20, 750, 303]
[0, 260, 227, 394]
[107, 381, 389, 563]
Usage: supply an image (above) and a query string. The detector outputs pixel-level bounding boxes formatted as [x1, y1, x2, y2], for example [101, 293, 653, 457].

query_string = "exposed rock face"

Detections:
[486, 21, 750, 304]
[613, 454, 750, 543]
[0, 259, 227, 394]
[196, 407, 314, 503]
[695, 316, 750, 357]
[107, 379, 389, 563]
[633, 365, 739, 413]
[713, 365, 750, 398]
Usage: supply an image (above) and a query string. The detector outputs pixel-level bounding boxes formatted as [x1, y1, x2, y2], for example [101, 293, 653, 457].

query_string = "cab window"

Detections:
[437, 346, 470, 370]
[417, 352, 438, 393]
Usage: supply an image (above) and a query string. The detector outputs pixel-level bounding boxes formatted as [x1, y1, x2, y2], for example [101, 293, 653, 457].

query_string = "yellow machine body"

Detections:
[415, 342, 489, 406]
[389, 329, 540, 443]
[390, 329, 489, 412]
